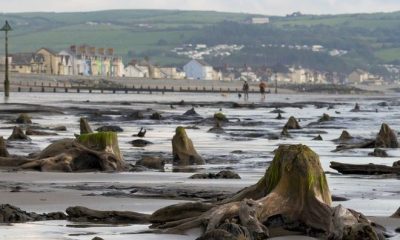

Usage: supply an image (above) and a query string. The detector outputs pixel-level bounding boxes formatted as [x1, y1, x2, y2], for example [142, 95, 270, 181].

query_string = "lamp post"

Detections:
[1, 21, 12, 98]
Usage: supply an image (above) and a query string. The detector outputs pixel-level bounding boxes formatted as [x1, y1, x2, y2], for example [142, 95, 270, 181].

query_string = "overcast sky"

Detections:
[1, 0, 400, 15]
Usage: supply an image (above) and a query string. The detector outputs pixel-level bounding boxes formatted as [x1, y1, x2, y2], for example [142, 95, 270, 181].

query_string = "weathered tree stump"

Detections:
[368, 148, 388, 157]
[184, 108, 199, 116]
[284, 116, 301, 129]
[150, 112, 163, 120]
[319, 113, 331, 122]
[172, 126, 205, 166]
[0, 137, 9, 157]
[334, 123, 399, 152]
[80, 117, 93, 134]
[375, 123, 398, 148]
[351, 103, 360, 112]
[280, 127, 291, 138]
[313, 135, 323, 140]
[214, 112, 228, 122]
[135, 156, 165, 170]
[8, 126, 30, 141]
[17, 132, 126, 172]
[150, 145, 383, 239]
[335, 130, 353, 142]
[392, 207, 400, 218]
[15, 113, 32, 124]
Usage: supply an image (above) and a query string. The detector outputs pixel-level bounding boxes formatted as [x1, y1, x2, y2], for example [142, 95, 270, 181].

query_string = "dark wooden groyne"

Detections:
[10, 81, 264, 94]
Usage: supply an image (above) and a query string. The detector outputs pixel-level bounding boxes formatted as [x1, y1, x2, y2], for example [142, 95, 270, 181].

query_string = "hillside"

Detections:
[0, 10, 399, 74]
[0, 10, 253, 65]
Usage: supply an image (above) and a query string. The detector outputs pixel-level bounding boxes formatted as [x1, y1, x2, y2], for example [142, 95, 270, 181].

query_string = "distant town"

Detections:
[0, 44, 396, 86]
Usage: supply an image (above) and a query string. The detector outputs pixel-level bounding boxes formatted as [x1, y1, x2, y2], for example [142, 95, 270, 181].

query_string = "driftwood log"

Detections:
[0, 204, 66, 223]
[66, 206, 150, 224]
[330, 161, 400, 175]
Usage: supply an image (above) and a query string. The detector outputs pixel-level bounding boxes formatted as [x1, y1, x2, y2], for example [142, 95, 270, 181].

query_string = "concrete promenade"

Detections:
[0, 73, 288, 94]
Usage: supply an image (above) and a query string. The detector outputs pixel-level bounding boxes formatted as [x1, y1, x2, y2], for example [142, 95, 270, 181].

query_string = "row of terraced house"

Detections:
[6, 45, 125, 77]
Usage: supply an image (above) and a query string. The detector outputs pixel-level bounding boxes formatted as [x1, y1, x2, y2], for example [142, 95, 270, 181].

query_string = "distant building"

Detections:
[249, 17, 270, 24]
[36, 48, 60, 75]
[240, 71, 260, 82]
[183, 59, 219, 80]
[348, 69, 384, 85]
[58, 50, 74, 75]
[290, 68, 309, 84]
[157, 67, 185, 79]
[9, 53, 35, 74]
[124, 63, 149, 78]
[0, 56, 12, 72]
[348, 69, 370, 84]
[311, 45, 324, 52]
[63, 45, 125, 77]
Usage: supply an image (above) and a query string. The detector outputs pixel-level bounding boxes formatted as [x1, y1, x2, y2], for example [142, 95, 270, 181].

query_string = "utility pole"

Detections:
[1, 21, 12, 98]
[274, 73, 278, 94]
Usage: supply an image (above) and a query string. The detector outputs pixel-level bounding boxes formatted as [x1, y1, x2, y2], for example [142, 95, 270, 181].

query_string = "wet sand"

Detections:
[0, 92, 400, 239]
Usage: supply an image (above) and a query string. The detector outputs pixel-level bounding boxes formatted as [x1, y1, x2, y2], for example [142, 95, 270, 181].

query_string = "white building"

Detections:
[58, 50, 75, 75]
[183, 59, 216, 80]
[124, 64, 149, 78]
[250, 17, 270, 24]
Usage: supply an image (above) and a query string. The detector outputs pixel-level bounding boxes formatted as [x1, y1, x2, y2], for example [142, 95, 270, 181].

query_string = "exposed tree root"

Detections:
[148, 144, 384, 239]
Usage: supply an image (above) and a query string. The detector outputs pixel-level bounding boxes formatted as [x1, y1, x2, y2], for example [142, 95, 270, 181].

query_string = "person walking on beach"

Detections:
[242, 81, 249, 100]
[259, 81, 267, 100]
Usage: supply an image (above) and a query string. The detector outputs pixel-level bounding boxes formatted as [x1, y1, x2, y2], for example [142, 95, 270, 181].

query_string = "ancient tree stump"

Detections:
[151, 144, 382, 239]
[172, 126, 205, 166]
[80, 117, 93, 134]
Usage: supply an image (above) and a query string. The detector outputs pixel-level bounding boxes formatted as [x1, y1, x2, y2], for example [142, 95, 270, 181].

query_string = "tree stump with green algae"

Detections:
[151, 144, 383, 239]
[17, 132, 125, 172]
[172, 126, 204, 166]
